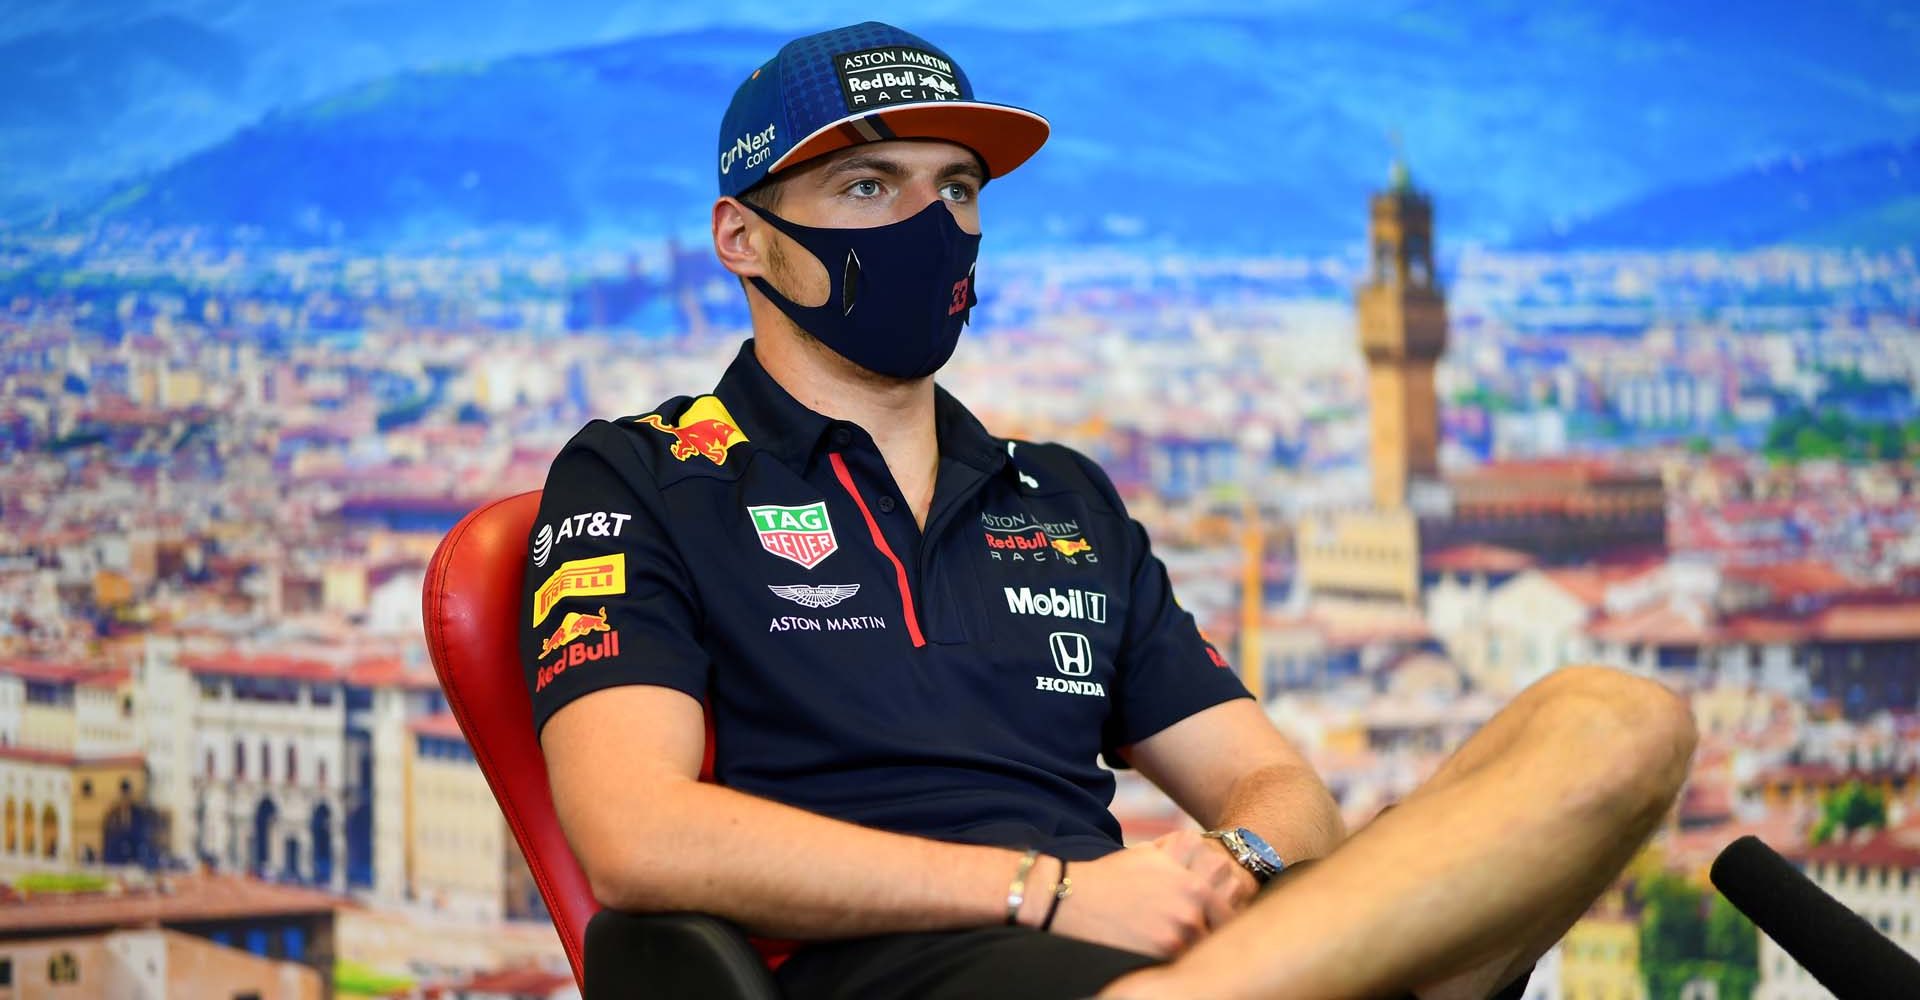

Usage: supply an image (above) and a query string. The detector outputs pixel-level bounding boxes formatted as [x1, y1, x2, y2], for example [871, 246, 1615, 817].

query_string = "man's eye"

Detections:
[849, 180, 882, 197]
[942, 182, 974, 203]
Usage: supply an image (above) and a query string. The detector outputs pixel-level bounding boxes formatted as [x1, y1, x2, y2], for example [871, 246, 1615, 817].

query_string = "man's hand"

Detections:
[1151, 829, 1259, 916]
[1037, 843, 1238, 958]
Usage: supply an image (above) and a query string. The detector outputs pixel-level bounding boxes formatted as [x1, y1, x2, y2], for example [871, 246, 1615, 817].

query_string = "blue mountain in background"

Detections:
[16, 5, 1920, 251]
[1520, 137, 1920, 250]
[0, 13, 248, 221]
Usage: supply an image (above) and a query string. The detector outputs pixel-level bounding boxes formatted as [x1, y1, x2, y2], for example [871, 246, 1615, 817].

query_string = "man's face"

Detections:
[753, 138, 985, 308]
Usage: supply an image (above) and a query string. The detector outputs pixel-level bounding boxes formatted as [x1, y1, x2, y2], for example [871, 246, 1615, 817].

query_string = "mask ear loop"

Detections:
[842, 250, 861, 316]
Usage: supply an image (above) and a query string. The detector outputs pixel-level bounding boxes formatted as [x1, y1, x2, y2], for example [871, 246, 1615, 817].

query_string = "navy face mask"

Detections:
[742, 198, 980, 379]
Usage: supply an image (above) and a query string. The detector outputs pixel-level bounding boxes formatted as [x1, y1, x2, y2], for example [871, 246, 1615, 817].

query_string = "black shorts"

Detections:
[774, 923, 1159, 1000]
[773, 855, 1534, 1000]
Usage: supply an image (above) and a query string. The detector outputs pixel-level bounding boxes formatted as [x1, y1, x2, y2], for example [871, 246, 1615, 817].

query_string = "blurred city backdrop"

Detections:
[2, 1, 1918, 997]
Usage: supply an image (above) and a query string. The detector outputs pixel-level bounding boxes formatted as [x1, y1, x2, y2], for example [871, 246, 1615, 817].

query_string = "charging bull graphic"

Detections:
[1050, 537, 1093, 558]
[918, 73, 960, 96]
[540, 606, 611, 660]
[635, 395, 750, 465]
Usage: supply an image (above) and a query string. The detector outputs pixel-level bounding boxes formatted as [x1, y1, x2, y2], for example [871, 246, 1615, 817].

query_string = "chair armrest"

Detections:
[583, 909, 782, 999]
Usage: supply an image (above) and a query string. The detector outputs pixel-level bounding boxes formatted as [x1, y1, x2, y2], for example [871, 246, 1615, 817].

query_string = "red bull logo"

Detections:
[535, 630, 620, 692]
[1050, 537, 1093, 558]
[985, 529, 1049, 553]
[539, 606, 611, 660]
[635, 396, 748, 466]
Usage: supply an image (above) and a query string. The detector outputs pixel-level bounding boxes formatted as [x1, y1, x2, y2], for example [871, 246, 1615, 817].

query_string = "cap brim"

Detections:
[768, 102, 1050, 183]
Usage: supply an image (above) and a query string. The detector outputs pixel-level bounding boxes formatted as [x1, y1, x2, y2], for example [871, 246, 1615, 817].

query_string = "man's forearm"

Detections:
[583, 778, 1049, 940]
[1213, 762, 1345, 865]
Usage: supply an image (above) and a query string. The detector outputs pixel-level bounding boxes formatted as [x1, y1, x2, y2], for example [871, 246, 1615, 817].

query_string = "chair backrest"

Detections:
[421, 490, 596, 986]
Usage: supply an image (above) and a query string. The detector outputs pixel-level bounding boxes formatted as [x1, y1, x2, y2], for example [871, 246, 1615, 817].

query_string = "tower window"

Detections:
[1407, 236, 1433, 289]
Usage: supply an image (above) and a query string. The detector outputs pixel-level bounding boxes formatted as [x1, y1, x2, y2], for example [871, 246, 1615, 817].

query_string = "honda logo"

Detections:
[1049, 631, 1093, 676]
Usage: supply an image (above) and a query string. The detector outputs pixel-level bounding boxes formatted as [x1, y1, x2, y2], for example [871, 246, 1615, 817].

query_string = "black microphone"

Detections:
[1709, 834, 1920, 998]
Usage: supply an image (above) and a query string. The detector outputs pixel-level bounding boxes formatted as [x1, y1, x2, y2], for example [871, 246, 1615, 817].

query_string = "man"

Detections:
[524, 21, 1695, 999]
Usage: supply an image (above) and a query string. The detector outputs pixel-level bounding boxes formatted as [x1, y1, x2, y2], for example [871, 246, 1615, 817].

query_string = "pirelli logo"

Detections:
[531, 553, 626, 627]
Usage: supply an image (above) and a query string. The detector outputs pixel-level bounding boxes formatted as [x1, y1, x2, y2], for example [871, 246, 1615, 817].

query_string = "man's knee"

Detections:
[1524, 666, 1697, 804]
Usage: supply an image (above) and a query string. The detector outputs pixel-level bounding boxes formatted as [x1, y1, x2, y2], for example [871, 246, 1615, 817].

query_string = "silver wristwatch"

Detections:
[1204, 826, 1286, 883]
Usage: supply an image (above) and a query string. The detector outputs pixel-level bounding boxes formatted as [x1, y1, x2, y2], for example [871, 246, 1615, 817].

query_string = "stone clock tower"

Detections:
[1357, 162, 1447, 512]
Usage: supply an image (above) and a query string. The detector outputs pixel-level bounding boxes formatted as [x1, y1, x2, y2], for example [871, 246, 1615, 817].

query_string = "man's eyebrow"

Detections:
[820, 153, 908, 181]
[938, 158, 987, 183]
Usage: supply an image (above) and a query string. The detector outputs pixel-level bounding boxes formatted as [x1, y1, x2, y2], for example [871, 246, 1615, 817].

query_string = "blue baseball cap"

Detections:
[716, 21, 1050, 198]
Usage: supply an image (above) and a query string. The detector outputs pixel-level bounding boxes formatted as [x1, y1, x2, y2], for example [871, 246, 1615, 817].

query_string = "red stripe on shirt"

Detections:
[828, 452, 926, 648]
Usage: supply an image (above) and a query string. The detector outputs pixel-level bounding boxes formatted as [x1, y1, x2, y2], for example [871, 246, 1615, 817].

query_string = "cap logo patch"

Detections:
[721, 123, 777, 175]
[835, 47, 960, 110]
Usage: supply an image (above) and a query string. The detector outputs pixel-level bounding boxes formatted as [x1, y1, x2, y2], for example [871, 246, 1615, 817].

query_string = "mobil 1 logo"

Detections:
[834, 46, 963, 109]
[1004, 586, 1107, 624]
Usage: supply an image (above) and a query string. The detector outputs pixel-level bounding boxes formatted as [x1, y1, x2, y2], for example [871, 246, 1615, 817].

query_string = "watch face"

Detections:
[1238, 827, 1284, 869]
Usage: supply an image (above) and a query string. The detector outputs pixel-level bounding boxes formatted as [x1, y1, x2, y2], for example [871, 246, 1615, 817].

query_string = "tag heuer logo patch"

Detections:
[749, 501, 838, 570]
[769, 583, 861, 609]
[834, 46, 962, 111]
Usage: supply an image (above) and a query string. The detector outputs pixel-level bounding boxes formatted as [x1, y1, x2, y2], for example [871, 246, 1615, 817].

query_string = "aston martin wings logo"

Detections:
[768, 584, 862, 609]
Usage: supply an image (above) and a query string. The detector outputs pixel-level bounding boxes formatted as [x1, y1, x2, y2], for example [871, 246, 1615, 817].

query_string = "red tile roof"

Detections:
[408, 713, 467, 741]
[459, 966, 575, 994]
[343, 657, 441, 690]
[1812, 601, 1920, 643]
[1535, 570, 1605, 608]
[1664, 817, 1808, 872]
[1793, 831, 1920, 873]
[0, 872, 343, 934]
[1459, 457, 1644, 481]
[0, 748, 144, 769]
[76, 668, 132, 689]
[1723, 561, 1856, 600]
[1719, 615, 1809, 643]
[1750, 763, 1918, 786]
[1587, 604, 1714, 646]
[178, 655, 339, 682]
[0, 662, 99, 685]
[1423, 544, 1537, 575]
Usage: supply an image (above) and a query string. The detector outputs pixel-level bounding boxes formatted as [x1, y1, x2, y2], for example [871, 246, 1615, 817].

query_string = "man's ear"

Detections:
[712, 197, 764, 279]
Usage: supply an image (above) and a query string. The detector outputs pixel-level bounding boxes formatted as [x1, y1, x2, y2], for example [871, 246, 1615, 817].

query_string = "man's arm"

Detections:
[1120, 699, 1346, 894]
[542, 682, 1228, 955]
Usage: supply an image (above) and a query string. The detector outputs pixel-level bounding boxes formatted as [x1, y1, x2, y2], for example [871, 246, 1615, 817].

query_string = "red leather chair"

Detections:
[422, 490, 778, 998]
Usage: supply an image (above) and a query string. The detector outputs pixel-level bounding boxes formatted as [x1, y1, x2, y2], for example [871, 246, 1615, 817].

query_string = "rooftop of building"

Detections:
[179, 654, 340, 683]
[1587, 603, 1714, 646]
[1422, 543, 1538, 576]
[0, 872, 344, 937]
[1537, 559, 1666, 608]
[456, 966, 576, 994]
[0, 747, 144, 769]
[1722, 560, 1858, 600]
[408, 712, 467, 741]
[1749, 761, 1920, 786]
[0, 661, 109, 686]
[1793, 827, 1920, 873]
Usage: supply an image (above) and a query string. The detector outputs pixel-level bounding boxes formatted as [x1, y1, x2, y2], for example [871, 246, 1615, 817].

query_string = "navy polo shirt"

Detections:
[520, 340, 1249, 861]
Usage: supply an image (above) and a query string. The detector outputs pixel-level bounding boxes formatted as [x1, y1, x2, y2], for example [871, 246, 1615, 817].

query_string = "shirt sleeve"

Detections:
[1065, 453, 1252, 760]
[520, 422, 710, 738]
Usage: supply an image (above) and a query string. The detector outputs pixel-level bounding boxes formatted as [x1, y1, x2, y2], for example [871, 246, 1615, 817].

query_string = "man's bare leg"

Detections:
[1102, 665, 1696, 1000]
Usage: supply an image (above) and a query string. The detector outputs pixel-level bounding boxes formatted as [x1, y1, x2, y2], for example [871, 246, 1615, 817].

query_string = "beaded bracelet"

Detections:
[1003, 848, 1041, 926]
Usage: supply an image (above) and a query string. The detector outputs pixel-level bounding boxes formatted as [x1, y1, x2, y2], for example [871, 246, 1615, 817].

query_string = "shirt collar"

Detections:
[712, 339, 1010, 478]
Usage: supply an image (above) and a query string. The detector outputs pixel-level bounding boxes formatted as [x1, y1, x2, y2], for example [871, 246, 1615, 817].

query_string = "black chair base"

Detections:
[584, 909, 781, 999]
